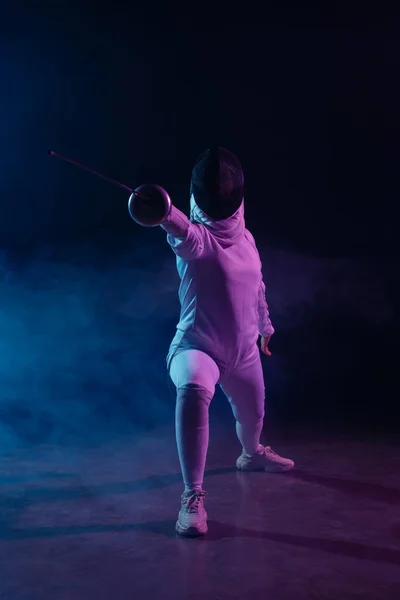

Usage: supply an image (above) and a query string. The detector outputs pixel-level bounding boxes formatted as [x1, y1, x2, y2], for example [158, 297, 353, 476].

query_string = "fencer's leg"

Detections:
[220, 347, 294, 472]
[169, 349, 220, 492]
[170, 349, 220, 536]
[219, 348, 265, 456]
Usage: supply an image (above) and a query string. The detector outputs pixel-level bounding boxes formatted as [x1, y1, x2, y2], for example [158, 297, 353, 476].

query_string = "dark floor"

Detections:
[0, 424, 399, 600]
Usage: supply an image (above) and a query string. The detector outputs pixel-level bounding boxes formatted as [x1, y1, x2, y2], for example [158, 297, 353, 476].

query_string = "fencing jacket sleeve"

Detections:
[160, 205, 204, 261]
[244, 229, 275, 338]
[257, 280, 275, 338]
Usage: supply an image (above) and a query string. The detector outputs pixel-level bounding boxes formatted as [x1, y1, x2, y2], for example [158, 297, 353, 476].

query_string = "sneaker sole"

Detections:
[175, 520, 208, 537]
[264, 461, 295, 473]
[236, 461, 295, 473]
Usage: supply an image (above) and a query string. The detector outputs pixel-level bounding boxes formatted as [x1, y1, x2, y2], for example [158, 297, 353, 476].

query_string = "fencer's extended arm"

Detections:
[160, 205, 203, 260]
[258, 279, 275, 337]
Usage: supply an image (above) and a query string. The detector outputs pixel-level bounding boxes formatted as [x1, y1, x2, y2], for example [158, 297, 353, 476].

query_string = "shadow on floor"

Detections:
[0, 519, 399, 566]
[287, 470, 400, 505]
[0, 467, 237, 506]
[1, 467, 399, 507]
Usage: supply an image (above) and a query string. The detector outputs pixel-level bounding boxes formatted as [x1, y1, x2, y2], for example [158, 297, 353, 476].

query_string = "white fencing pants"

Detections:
[169, 346, 265, 492]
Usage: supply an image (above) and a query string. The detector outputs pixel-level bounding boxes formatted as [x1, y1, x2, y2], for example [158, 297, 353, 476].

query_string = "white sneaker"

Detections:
[176, 490, 208, 536]
[236, 445, 295, 473]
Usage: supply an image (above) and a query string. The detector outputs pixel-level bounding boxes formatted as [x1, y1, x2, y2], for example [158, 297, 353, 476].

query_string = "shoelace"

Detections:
[183, 491, 207, 513]
[265, 446, 279, 458]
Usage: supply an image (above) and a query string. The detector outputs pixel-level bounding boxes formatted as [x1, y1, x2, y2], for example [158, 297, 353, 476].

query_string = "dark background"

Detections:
[0, 2, 398, 450]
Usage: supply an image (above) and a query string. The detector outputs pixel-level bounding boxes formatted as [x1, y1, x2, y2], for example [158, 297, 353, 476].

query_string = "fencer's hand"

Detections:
[260, 335, 272, 356]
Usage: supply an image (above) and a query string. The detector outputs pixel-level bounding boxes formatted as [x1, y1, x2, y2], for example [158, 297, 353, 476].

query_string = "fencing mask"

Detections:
[190, 146, 244, 220]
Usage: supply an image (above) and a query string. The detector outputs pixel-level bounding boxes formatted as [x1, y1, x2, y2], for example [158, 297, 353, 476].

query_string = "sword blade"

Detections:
[49, 150, 136, 194]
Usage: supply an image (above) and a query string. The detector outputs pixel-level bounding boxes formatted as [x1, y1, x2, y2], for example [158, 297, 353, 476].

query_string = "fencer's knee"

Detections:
[176, 383, 213, 406]
[235, 406, 265, 426]
[176, 384, 213, 427]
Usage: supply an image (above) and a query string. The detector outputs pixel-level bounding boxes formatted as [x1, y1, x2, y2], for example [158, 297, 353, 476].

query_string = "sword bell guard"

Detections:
[128, 184, 172, 227]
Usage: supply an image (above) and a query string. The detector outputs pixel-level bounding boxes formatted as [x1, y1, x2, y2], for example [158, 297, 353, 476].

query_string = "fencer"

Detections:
[49, 146, 295, 537]
[158, 147, 294, 537]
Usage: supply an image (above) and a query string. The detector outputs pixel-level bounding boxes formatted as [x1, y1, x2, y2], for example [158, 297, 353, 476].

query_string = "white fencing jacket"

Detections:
[161, 196, 274, 370]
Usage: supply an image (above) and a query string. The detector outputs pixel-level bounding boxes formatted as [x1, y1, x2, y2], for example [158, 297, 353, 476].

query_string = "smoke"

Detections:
[0, 238, 178, 451]
[260, 246, 393, 329]
[0, 236, 395, 451]
[257, 244, 396, 427]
